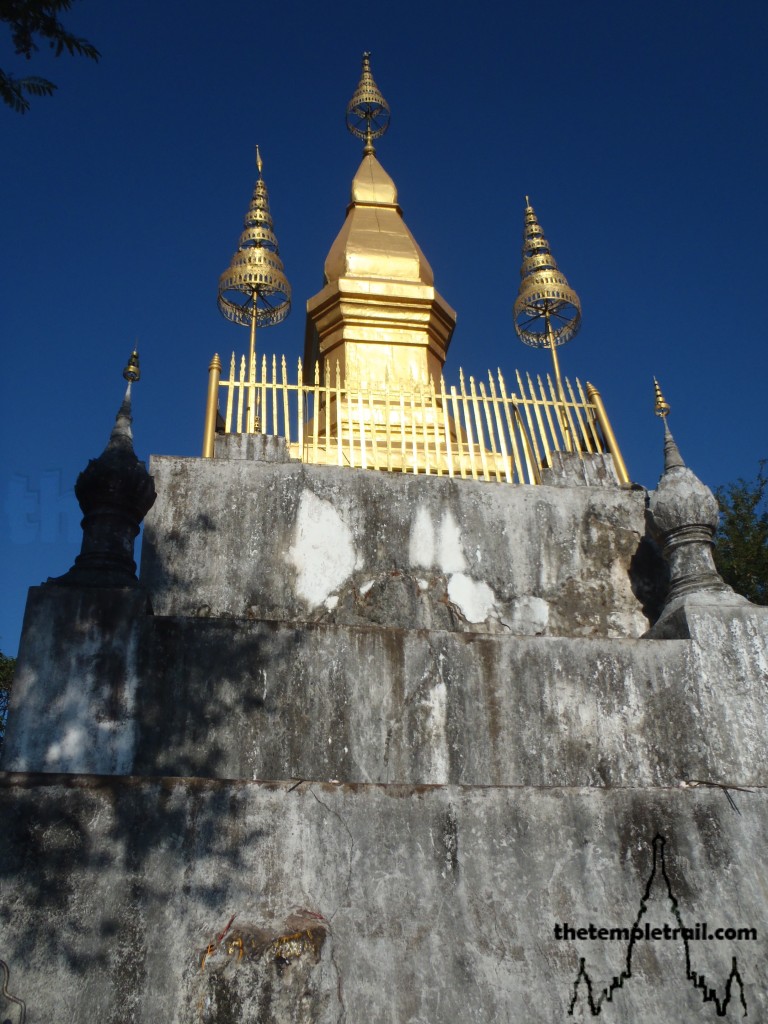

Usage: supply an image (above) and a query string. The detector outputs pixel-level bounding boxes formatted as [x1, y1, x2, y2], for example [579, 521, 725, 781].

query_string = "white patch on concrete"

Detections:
[39, 638, 139, 775]
[286, 490, 359, 607]
[409, 507, 503, 623]
[409, 506, 469, 573]
[45, 724, 87, 767]
[324, 595, 339, 611]
[501, 596, 550, 635]
[408, 506, 435, 567]
[437, 511, 467, 572]
[359, 579, 375, 596]
[417, 578, 429, 591]
[447, 573, 496, 623]
[422, 677, 448, 783]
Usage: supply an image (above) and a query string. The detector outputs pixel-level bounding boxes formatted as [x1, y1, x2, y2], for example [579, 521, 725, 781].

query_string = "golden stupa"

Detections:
[203, 55, 628, 486]
[304, 54, 456, 390]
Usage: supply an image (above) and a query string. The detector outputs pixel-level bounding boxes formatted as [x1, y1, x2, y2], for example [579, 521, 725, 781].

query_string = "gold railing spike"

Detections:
[586, 382, 629, 484]
[202, 353, 222, 458]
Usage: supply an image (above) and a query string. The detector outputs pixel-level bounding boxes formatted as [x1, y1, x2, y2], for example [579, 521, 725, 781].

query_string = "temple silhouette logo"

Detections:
[567, 835, 749, 1018]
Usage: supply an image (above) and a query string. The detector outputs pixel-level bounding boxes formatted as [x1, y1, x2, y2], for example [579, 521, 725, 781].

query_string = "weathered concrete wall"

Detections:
[5, 587, 767, 788]
[0, 774, 765, 1023]
[140, 458, 662, 638]
[1, 586, 150, 776]
[3, 447, 766, 1024]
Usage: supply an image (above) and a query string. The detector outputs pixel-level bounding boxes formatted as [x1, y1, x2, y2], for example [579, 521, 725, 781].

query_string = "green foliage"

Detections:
[1, 0, 99, 113]
[714, 461, 768, 605]
[0, 650, 16, 748]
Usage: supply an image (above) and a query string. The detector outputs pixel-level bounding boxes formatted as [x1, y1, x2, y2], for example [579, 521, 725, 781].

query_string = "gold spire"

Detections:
[218, 148, 290, 432]
[122, 349, 140, 382]
[217, 148, 291, 332]
[653, 379, 685, 471]
[513, 199, 582, 350]
[305, 55, 455, 390]
[654, 377, 671, 418]
[513, 199, 582, 446]
[346, 52, 390, 154]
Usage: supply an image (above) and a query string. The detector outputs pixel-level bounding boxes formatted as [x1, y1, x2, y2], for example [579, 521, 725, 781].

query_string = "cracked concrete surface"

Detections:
[0, 776, 766, 1022]
[2, 453, 767, 1022]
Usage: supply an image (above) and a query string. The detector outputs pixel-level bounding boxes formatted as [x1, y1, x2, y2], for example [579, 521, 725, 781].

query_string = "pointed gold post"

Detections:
[248, 308, 258, 432]
[544, 309, 571, 450]
[585, 383, 629, 483]
[247, 146, 262, 431]
[203, 353, 222, 457]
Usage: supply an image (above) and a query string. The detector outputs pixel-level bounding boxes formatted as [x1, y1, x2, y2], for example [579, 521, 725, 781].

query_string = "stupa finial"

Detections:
[217, 148, 291, 333]
[123, 348, 140, 383]
[346, 52, 390, 154]
[217, 147, 291, 430]
[653, 377, 670, 419]
[50, 352, 156, 588]
[513, 199, 582, 440]
[653, 378, 685, 471]
[513, 198, 582, 350]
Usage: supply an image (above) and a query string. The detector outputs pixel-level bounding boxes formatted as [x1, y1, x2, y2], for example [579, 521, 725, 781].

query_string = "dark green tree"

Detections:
[1, 0, 99, 113]
[0, 650, 16, 750]
[714, 460, 768, 605]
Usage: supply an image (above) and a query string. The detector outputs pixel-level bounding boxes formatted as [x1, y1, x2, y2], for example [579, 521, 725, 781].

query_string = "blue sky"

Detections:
[2, 0, 766, 654]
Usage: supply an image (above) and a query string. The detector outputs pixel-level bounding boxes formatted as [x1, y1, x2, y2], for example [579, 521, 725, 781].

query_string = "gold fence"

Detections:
[203, 354, 629, 485]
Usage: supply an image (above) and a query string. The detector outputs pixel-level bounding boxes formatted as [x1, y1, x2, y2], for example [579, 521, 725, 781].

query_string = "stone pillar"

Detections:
[1, 586, 149, 774]
[646, 424, 742, 637]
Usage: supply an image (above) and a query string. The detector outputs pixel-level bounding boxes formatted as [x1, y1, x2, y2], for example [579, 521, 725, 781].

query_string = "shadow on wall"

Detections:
[629, 535, 669, 627]
[0, 779, 340, 1021]
[134, 618, 305, 781]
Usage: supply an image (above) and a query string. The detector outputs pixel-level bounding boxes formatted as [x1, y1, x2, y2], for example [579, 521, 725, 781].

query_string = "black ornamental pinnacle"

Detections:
[52, 354, 156, 587]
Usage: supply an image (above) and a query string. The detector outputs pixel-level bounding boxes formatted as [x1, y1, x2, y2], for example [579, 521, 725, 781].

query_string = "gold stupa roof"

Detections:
[323, 152, 435, 287]
[304, 54, 455, 389]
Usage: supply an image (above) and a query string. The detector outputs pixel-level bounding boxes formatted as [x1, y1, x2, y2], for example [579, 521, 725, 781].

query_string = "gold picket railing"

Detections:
[202, 353, 629, 485]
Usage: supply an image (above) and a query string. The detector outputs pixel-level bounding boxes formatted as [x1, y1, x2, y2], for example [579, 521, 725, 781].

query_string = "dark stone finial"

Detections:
[50, 380, 156, 588]
[647, 424, 729, 623]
